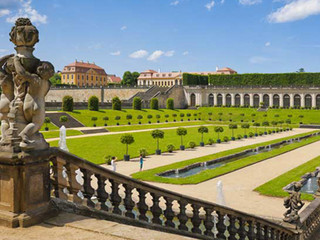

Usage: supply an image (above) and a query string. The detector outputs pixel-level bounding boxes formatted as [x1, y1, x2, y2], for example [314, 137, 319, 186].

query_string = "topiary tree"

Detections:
[151, 129, 165, 155]
[44, 117, 51, 131]
[126, 114, 133, 124]
[91, 117, 98, 127]
[172, 113, 177, 122]
[115, 116, 121, 125]
[59, 115, 68, 124]
[62, 95, 74, 112]
[214, 126, 224, 143]
[198, 126, 209, 146]
[229, 124, 238, 140]
[176, 127, 187, 150]
[147, 114, 153, 124]
[112, 96, 122, 110]
[88, 95, 99, 111]
[241, 123, 250, 138]
[167, 144, 175, 153]
[251, 113, 256, 122]
[167, 98, 174, 110]
[133, 97, 142, 110]
[137, 115, 143, 124]
[285, 119, 291, 128]
[253, 122, 260, 136]
[218, 112, 223, 121]
[180, 113, 185, 121]
[150, 98, 159, 110]
[120, 134, 135, 161]
[164, 114, 169, 122]
[262, 121, 269, 134]
[103, 116, 109, 126]
[240, 113, 245, 122]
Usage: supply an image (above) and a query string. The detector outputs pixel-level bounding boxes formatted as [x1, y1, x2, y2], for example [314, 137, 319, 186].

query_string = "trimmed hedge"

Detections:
[133, 97, 142, 110]
[208, 73, 320, 87]
[88, 96, 99, 111]
[167, 98, 174, 110]
[150, 98, 159, 110]
[183, 73, 208, 85]
[112, 96, 122, 110]
[62, 95, 73, 112]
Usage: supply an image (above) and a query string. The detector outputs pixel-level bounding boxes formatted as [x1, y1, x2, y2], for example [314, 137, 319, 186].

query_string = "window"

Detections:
[91, 76, 93, 81]
[87, 75, 88, 80]
[169, 74, 172, 77]
[67, 74, 69, 79]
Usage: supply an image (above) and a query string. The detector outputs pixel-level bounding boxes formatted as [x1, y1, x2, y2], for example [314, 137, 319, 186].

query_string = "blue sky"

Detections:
[0, 0, 320, 76]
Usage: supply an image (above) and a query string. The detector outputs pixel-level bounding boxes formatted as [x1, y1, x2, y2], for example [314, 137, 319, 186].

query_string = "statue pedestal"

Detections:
[0, 150, 58, 227]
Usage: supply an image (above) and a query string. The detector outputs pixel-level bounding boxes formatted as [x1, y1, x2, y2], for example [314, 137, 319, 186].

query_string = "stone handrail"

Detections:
[49, 147, 298, 240]
[299, 198, 320, 239]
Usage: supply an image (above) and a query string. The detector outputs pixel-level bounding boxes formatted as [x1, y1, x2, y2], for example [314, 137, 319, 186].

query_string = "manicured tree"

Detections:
[180, 113, 185, 121]
[59, 115, 68, 124]
[186, 113, 191, 121]
[133, 97, 142, 110]
[214, 126, 224, 143]
[176, 127, 187, 150]
[44, 117, 51, 131]
[253, 122, 260, 136]
[229, 124, 238, 140]
[151, 129, 165, 155]
[126, 114, 133, 125]
[241, 123, 250, 138]
[88, 95, 99, 111]
[228, 113, 233, 122]
[218, 112, 223, 121]
[271, 121, 277, 133]
[115, 116, 121, 125]
[286, 119, 291, 128]
[103, 116, 109, 126]
[274, 114, 280, 118]
[156, 114, 161, 123]
[147, 114, 153, 124]
[91, 117, 98, 127]
[198, 126, 209, 146]
[172, 113, 177, 122]
[167, 98, 174, 110]
[112, 96, 122, 110]
[299, 115, 304, 124]
[208, 112, 213, 120]
[120, 134, 135, 161]
[62, 95, 74, 112]
[240, 113, 245, 122]
[150, 98, 159, 110]
[251, 113, 256, 122]
[137, 115, 143, 124]
[164, 114, 169, 122]
[278, 120, 284, 127]
[262, 121, 269, 134]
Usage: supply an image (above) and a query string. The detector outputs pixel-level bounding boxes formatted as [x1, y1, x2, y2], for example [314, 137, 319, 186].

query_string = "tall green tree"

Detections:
[122, 71, 140, 86]
[49, 73, 61, 86]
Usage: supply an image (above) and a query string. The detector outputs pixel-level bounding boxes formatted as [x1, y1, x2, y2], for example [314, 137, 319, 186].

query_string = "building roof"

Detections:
[108, 75, 122, 83]
[62, 61, 107, 75]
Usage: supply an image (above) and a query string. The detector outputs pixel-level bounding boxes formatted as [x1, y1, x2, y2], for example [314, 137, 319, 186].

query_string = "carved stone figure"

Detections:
[0, 17, 54, 152]
[283, 182, 305, 224]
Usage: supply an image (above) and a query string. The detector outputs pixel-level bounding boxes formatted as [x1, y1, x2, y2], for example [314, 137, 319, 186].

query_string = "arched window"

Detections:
[253, 94, 260, 107]
[226, 94, 232, 106]
[273, 94, 279, 108]
[217, 94, 223, 106]
[263, 94, 270, 107]
[283, 94, 290, 108]
[244, 94, 250, 106]
[317, 95, 320, 109]
[235, 94, 240, 107]
[190, 93, 196, 107]
[305, 94, 312, 108]
[294, 94, 301, 108]
[208, 94, 214, 106]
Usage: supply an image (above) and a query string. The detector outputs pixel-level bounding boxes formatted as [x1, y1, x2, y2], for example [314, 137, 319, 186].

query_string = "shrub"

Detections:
[133, 97, 142, 110]
[249, 132, 254, 138]
[176, 127, 187, 146]
[112, 96, 122, 110]
[105, 155, 113, 165]
[167, 98, 174, 110]
[167, 144, 175, 153]
[103, 116, 109, 126]
[139, 148, 148, 158]
[259, 131, 263, 136]
[44, 117, 51, 131]
[189, 141, 196, 149]
[223, 136, 229, 142]
[91, 117, 98, 127]
[151, 129, 165, 151]
[126, 114, 133, 120]
[214, 126, 224, 140]
[59, 115, 68, 123]
[88, 96, 99, 111]
[180, 113, 185, 118]
[198, 126, 209, 143]
[150, 98, 159, 110]
[120, 134, 135, 156]
[208, 138, 215, 145]
[183, 73, 209, 85]
[62, 95, 73, 112]
[237, 134, 242, 140]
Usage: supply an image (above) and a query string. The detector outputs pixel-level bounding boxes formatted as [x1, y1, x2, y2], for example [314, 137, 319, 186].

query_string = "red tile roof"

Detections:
[108, 75, 122, 83]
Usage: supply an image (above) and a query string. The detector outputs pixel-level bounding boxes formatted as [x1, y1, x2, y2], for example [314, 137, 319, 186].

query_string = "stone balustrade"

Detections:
[48, 148, 298, 240]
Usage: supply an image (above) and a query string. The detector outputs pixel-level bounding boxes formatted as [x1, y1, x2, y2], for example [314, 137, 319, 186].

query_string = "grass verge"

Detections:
[42, 129, 83, 139]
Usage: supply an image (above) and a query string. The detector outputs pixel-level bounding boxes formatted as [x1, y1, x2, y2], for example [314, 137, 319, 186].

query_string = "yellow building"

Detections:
[61, 61, 108, 87]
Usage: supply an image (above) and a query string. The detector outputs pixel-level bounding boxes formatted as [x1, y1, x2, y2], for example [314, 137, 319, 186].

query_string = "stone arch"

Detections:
[294, 94, 301, 108]
[208, 94, 214, 106]
[273, 94, 280, 108]
[235, 94, 241, 107]
[263, 94, 270, 107]
[283, 94, 290, 108]
[305, 94, 312, 108]
[317, 95, 320, 108]
[244, 94, 250, 106]
[190, 93, 196, 107]
[253, 94, 260, 107]
[226, 94, 232, 106]
[217, 94, 223, 106]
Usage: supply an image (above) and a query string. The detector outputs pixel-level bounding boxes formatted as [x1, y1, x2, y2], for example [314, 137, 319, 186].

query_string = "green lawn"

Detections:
[255, 156, 320, 201]
[42, 129, 83, 139]
[49, 124, 276, 164]
[132, 131, 320, 185]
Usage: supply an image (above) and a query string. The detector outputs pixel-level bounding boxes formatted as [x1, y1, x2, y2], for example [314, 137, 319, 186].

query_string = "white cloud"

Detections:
[148, 50, 164, 61]
[239, 0, 262, 5]
[221, 0, 225, 4]
[0, 9, 10, 17]
[170, 1, 180, 6]
[249, 56, 272, 64]
[164, 50, 175, 57]
[120, 25, 127, 31]
[183, 51, 189, 55]
[0, 49, 8, 53]
[205, 1, 215, 11]
[110, 51, 121, 56]
[265, 42, 271, 47]
[6, 0, 47, 25]
[129, 50, 148, 59]
[268, 0, 320, 23]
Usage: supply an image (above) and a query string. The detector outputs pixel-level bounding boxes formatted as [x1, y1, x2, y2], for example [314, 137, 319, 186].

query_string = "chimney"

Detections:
[158, 68, 161, 73]
[216, 66, 219, 72]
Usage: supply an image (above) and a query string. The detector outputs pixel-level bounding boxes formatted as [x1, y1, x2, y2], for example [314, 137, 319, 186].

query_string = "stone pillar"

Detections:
[279, 93, 284, 107]
[196, 93, 201, 106]
[249, 93, 254, 107]
[312, 94, 316, 108]
[269, 94, 273, 107]
[0, 151, 58, 228]
[222, 93, 226, 106]
[290, 94, 294, 107]
[240, 93, 244, 106]
[231, 93, 235, 106]
[213, 93, 218, 107]
[301, 94, 305, 108]
[259, 93, 263, 105]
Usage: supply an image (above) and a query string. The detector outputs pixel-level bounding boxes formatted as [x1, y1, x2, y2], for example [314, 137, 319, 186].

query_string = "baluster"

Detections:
[164, 197, 175, 228]
[137, 189, 149, 222]
[123, 184, 135, 219]
[247, 220, 256, 240]
[81, 169, 95, 208]
[256, 222, 262, 240]
[96, 174, 108, 211]
[49, 157, 59, 198]
[110, 179, 122, 215]
[55, 157, 68, 200]
[216, 211, 227, 239]
[203, 207, 214, 237]
[150, 193, 162, 225]
[228, 216, 238, 240]
[191, 204, 202, 234]
[66, 163, 83, 204]
[270, 227, 275, 240]
[177, 200, 189, 231]
[238, 218, 247, 240]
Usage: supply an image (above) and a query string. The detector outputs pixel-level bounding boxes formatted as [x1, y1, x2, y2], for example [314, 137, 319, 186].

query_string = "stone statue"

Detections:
[283, 182, 304, 224]
[0, 18, 54, 152]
